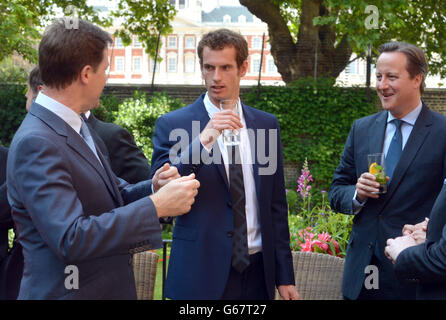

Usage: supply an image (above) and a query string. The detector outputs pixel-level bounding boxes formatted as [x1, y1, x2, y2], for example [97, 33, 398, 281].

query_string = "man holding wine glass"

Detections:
[150, 28, 299, 300]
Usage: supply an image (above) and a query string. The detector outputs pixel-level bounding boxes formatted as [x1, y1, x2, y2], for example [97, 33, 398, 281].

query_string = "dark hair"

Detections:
[28, 66, 42, 97]
[197, 28, 248, 69]
[39, 19, 112, 90]
[378, 41, 428, 94]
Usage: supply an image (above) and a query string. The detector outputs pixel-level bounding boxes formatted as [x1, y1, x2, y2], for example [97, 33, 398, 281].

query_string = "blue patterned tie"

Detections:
[385, 119, 403, 180]
[80, 117, 102, 165]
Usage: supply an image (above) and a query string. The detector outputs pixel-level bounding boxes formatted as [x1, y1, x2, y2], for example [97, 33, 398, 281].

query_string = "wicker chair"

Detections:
[132, 250, 159, 300]
[276, 251, 345, 300]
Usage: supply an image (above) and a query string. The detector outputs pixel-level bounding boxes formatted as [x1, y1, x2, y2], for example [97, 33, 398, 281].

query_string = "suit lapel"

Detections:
[368, 111, 388, 157]
[386, 104, 432, 196]
[193, 98, 229, 189]
[241, 104, 261, 201]
[30, 103, 119, 202]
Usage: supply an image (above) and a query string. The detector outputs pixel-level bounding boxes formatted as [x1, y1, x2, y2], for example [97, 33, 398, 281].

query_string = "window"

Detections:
[251, 58, 261, 73]
[150, 59, 159, 73]
[268, 59, 277, 73]
[185, 56, 195, 73]
[169, 0, 175, 5]
[115, 56, 125, 72]
[185, 36, 195, 49]
[179, 0, 185, 9]
[168, 56, 177, 73]
[238, 15, 246, 23]
[346, 60, 357, 74]
[223, 15, 231, 24]
[133, 37, 142, 48]
[252, 37, 262, 49]
[167, 36, 177, 49]
[115, 37, 124, 48]
[132, 57, 141, 73]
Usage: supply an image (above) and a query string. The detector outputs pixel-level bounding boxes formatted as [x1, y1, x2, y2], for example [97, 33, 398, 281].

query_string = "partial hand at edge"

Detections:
[277, 285, 300, 300]
[152, 162, 181, 192]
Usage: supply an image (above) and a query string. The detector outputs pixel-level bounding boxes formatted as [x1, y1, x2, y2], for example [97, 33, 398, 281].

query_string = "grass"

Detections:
[153, 246, 170, 300]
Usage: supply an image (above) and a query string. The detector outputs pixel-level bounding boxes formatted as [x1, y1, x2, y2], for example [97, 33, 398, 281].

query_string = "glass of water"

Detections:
[220, 99, 241, 146]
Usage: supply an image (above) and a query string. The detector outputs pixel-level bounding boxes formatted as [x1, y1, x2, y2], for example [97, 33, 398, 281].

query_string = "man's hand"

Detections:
[402, 218, 428, 245]
[152, 163, 181, 192]
[385, 235, 417, 264]
[277, 285, 300, 300]
[150, 173, 200, 218]
[355, 172, 389, 202]
[200, 109, 242, 149]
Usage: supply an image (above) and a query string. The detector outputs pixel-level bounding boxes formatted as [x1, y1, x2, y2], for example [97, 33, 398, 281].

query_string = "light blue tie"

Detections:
[385, 119, 403, 181]
[80, 118, 102, 165]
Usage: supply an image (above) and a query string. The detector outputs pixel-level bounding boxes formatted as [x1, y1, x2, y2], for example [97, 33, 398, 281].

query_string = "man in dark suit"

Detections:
[7, 19, 199, 299]
[25, 66, 150, 184]
[385, 185, 446, 299]
[329, 41, 446, 300]
[151, 29, 299, 300]
[84, 112, 151, 184]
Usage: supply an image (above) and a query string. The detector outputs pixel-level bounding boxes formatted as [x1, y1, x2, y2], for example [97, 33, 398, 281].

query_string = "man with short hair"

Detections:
[151, 28, 299, 300]
[329, 41, 446, 299]
[7, 19, 199, 299]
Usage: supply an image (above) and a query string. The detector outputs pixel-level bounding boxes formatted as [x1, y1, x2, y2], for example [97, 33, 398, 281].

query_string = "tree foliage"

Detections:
[0, 0, 176, 64]
[240, 0, 446, 83]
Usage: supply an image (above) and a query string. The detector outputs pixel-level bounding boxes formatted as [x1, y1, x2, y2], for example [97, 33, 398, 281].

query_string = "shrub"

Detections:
[0, 84, 27, 147]
[113, 91, 184, 161]
[93, 94, 122, 123]
[244, 77, 378, 190]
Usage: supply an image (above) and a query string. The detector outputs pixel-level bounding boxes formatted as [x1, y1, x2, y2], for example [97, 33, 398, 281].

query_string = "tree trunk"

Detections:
[240, 0, 352, 83]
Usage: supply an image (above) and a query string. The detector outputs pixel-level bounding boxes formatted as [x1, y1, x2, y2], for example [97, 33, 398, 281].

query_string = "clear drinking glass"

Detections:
[220, 99, 241, 146]
[368, 153, 387, 194]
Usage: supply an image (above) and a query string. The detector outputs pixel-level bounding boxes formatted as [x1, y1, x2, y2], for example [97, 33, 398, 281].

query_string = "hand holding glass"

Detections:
[368, 153, 387, 194]
[220, 99, 241, 146]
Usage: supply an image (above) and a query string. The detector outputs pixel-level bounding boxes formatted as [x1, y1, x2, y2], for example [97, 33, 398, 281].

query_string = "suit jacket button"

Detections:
[227, 231, 234, 238]
[368, 242, 374, 249]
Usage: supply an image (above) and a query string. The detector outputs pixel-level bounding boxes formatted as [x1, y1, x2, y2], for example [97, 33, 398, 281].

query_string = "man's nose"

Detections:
[378, 77, 389, 90]
[212, 68, 222, 81]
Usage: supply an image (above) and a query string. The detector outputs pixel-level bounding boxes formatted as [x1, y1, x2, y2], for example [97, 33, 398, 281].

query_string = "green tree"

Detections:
[240, 0, 446, 83]
[0, 0, 175, 64]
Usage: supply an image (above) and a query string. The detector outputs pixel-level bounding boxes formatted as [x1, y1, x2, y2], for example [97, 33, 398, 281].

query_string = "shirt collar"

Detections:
[35, 92, 83, 134]
[387, 100, 423, 126]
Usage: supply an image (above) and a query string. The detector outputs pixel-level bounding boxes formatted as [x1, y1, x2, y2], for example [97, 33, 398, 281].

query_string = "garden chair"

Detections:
[276, 251, 344, 300]
[132, 250, 159, 300]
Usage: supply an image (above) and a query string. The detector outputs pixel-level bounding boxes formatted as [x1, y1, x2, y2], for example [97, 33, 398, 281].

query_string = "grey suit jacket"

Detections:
[7, 102, 162, 299]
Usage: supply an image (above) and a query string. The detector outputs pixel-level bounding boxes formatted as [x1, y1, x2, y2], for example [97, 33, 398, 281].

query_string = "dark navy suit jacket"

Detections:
[7, 103, 162, 299]
[395, 181, 446, 299]
[150, 95, 294, 299]
[329, 103, 446, 299]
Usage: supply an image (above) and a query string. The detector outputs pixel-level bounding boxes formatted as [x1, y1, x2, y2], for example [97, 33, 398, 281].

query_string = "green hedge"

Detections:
[0, 84, 27, 147]
[113, 91, 184, 161]
[244, 78, 378, 190]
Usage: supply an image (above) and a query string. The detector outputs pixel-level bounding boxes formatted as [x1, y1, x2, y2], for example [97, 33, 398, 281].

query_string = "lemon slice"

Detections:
[369, 162, 383, 175]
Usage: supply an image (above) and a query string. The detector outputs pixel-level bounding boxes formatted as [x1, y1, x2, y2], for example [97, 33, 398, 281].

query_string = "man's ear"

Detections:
[238, 60, 248, 77]
[79, 65, 92, 85]
[413, 73, 423, 90]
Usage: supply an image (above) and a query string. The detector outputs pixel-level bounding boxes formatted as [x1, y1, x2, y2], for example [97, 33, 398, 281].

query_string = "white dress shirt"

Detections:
[353, 100, 423, 212]
[203, 93, 262, 254]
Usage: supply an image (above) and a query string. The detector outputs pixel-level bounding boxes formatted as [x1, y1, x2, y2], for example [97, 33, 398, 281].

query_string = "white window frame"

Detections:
[150, 59, 160, 73]
[132, 56, 141, 73]
[185, 55, 195, 73]
[115, 37, 124, 48]
[133, 37, 142, 48]
[252, 37, 262, 49]
[167, 55, 177, 73]
[251, 56, 261, 73]
[267, 57, 277, 73]
[185, 36, 195, 49]
[167, 36, 177, 49]
[115, 56, 125, 72]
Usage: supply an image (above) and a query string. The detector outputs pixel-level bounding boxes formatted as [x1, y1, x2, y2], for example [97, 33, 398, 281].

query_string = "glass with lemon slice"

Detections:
[368, 153, 387, 194]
